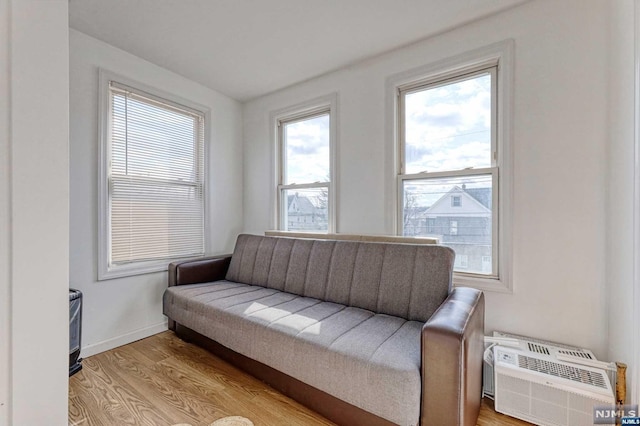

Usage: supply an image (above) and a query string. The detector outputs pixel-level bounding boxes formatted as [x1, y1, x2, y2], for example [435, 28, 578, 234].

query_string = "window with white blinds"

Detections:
[99, 74, 206, 279]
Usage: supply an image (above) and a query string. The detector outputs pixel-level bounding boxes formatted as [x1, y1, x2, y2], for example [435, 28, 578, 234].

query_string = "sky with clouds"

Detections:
[281, 74, 492, 210]
[405, 73, 491, 174]
[284, 114, 330, 184]
[404, 72, 493, 208]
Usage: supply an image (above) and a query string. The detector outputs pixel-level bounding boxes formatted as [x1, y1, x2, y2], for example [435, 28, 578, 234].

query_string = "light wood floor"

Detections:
[69, 331, 531, 426]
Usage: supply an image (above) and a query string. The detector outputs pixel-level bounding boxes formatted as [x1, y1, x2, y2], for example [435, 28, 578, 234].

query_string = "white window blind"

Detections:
[108, 82, 205, 266]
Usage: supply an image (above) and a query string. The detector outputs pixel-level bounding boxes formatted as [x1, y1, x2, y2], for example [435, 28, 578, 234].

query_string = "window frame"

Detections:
[386, 40, 514, 292]
[97, 69, 210, 280]
[398, 66, 498, 277]
[271, 93, 338, 234]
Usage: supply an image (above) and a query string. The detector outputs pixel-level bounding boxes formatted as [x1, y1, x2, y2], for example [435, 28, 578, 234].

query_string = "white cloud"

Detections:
[284, 115, 330, 183]
[404, 73, 492, 173]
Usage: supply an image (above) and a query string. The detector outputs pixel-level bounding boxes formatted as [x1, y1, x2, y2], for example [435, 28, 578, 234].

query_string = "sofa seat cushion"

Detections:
[164, 280, 423, 425]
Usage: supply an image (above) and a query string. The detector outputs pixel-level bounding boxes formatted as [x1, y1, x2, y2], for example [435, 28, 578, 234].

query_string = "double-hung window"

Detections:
[394, 41, 513, 290]
[99, 71, 207, 279]
[274, 95, 337, 233]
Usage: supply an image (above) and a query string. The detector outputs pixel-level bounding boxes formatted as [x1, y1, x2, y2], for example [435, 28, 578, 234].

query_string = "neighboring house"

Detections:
[287, 193, 328, 231]
[408, 185, 492, 274]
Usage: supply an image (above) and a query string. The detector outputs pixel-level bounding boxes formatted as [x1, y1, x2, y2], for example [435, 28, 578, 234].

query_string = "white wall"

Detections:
[69, 30, 243, 356]
[0, 0, 9, 422]
[607, 0, 636, 402]
[3, 0, 70, 425]
[244, 1, 612, 357]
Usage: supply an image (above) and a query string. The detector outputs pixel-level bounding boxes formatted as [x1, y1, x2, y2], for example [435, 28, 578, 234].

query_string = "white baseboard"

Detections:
[80, 321, 168, 358]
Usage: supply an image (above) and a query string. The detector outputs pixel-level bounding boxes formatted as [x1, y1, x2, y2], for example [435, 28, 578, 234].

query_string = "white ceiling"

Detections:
[69, 0, 527, 102]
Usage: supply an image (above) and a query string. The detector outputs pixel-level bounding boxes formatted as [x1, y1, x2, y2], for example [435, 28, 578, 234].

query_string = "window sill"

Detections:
[98, 261, 168, 281]
[453, 272, 511, 293]
[98, 256, 202, 281]
[265, 230, 438, 244]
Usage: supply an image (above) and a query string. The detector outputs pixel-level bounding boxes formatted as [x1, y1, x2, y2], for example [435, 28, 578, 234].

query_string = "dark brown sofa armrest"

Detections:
[166, 255, 232, 331]
[421, 287, 485, 426]
[168, 255, 233, 287]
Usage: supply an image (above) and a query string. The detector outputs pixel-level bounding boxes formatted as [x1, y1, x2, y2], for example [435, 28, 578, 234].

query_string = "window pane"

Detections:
[404, 73, 492, 174]
[282, 187, 328, 232]
[403, 174, 492, 274]
[283, 114, 330, 184]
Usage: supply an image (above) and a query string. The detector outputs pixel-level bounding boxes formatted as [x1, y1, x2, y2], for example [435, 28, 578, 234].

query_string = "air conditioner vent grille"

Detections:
[527, 342, 550, 355]
[517, 355, 608, 389]
[558, 349, 594, 360]
[497, 332, 589, 351]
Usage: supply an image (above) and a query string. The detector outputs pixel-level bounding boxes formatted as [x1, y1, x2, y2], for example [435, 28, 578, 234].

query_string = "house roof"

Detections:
[464, 187, 492, 209]
[424, 185, 492, 216]
[287, 194, 318, 215]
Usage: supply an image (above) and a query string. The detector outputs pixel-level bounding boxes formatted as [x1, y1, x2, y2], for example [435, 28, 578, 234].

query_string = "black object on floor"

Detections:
[69, 288, 82, 377]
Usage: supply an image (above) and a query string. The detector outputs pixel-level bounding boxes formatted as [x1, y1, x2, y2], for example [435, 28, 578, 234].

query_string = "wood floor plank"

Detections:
[98, 351, 210, 425]
[128, 334, 174, 364]
[68, 393, 107, 426]
[90, 354, 178, 426]
[157, 341, 268, 399]
[104, 347, 236, 424]
[70, 356, 161, 426]
[154, 345, 330, 425]
[69, 331, 530, 426]
[478, 399, 532, 426]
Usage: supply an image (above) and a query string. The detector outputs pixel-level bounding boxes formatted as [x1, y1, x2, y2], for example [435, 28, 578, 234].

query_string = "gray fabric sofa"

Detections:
[163, 234, 485, 426]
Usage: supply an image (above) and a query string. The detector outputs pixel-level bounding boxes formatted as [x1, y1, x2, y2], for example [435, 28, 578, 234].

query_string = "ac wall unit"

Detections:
[494, 346, 614, 426]
[492, 331, 598, 360]
[483, 331, 600, 398]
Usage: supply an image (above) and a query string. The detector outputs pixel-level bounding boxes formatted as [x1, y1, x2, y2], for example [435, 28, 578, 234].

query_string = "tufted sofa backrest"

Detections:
[225, 234, 455, 322]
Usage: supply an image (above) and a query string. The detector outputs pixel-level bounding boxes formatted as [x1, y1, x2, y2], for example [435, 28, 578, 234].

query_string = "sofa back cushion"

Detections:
[225, 234, 454, 322]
